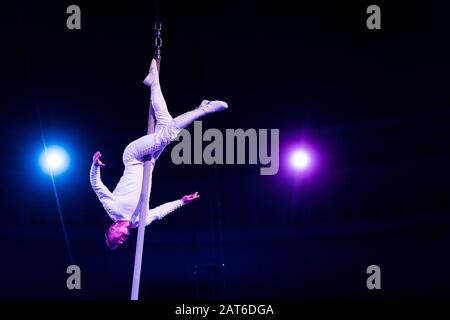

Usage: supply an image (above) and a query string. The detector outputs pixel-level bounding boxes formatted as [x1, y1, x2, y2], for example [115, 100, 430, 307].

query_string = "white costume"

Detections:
[90, 81, 227, 227]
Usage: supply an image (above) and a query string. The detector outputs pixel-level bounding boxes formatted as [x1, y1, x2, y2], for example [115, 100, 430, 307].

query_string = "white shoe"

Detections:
[199, 100, 228, 113]
[143, 59, 159, 87]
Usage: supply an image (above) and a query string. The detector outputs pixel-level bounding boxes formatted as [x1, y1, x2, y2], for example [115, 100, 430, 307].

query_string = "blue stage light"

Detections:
[39, 145, 70, 176]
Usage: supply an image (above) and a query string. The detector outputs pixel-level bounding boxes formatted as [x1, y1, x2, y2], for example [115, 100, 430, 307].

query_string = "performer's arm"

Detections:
[146, 192, 200, 225]
[90, 151, 114, 200]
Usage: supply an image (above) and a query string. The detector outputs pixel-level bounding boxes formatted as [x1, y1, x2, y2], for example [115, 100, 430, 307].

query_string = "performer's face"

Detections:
[107, 224, 130, 249]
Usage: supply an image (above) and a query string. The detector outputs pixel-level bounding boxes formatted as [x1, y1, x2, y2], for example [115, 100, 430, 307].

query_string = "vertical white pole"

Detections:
[131, 58, 159, 300]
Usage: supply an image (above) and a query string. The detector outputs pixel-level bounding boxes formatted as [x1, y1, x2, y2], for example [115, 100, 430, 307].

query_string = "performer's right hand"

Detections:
[182, 192, 200, 204]
[93, 151, 106, 167]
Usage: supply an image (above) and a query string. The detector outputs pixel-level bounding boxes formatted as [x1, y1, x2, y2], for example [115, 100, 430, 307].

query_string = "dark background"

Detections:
[1, 0, 450, 299]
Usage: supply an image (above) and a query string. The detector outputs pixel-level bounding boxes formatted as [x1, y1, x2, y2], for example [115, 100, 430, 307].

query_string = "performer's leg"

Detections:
[152, 84, 173, 130]
[144, 59, 173, 130]
[170, 99, 228, 130]
[130, 59, 228, 163]
[144, 59, 228, 132]
[123, 99, 228, 163]
[122, 132, 170, 164]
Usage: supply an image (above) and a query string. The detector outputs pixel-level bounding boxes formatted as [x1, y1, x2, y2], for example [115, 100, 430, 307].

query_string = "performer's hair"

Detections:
[105, 229, 118, 250]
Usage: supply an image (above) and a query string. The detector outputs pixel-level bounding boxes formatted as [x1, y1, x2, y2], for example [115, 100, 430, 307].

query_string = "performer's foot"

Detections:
[198, 100, 228, 114]
[143, 59, 159, 87]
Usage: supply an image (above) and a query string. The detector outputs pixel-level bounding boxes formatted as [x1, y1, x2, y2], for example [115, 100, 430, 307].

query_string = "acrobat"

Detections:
[90, 58, 228, 249]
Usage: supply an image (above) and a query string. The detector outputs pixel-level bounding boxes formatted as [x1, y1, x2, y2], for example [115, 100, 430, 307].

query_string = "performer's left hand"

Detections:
[182, 192, 200, 204]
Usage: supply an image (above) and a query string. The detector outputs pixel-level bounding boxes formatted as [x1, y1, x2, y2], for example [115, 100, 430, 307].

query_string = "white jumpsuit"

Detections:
[90, 83, 215, 227]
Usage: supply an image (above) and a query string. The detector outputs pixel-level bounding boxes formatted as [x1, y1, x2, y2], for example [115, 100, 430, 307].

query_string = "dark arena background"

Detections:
[1, 0, 450, 306]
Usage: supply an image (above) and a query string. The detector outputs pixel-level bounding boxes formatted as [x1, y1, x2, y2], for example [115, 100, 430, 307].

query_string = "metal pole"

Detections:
[131, 21, 162, 300]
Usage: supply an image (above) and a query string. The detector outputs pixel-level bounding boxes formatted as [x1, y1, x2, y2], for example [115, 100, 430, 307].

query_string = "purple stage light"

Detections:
[282, 136, 322, 179]
[290, 149, 311, 171]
